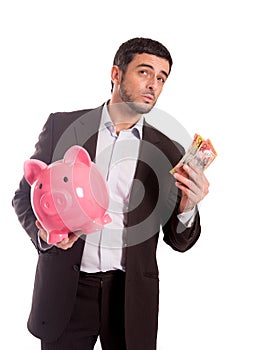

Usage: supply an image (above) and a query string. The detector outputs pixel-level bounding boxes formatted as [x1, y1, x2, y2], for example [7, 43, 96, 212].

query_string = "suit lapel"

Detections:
[125, 121, 164, 246]
[127, 121, 162, 218]
[132, 121, 161, 187]
[74, 105, 103, 161]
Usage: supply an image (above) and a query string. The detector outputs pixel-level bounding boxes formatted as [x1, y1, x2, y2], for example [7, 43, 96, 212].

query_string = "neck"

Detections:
[107, 99, 142, 134]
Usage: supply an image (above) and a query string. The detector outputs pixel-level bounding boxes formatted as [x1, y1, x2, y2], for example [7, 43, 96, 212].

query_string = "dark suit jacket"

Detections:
[12, 105, 201, 350]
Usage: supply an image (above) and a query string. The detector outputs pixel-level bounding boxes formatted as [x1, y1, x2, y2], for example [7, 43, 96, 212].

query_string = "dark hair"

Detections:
[111, 37, 173, 91]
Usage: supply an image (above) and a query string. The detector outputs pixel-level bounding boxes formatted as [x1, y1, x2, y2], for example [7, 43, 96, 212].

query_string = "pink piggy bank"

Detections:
[24, 145, 111, 244]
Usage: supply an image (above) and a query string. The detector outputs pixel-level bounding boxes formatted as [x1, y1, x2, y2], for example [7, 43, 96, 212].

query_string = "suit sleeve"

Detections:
[162, 204, 201, 252]
[12, 114, 54, 252]
[161, 139, 201, 252]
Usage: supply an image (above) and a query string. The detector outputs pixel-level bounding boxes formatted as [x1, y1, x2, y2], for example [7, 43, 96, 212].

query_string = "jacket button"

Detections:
[73, 264, 80, 272]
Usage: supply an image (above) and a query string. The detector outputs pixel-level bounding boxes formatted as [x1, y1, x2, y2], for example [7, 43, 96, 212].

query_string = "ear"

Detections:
[111, 65, 122, 87]
[64, 145, 91, 167]
[24, 159, 47, 185]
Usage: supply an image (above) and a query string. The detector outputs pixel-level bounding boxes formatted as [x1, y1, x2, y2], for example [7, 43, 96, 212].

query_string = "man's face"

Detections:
[117, 53, 170, 114]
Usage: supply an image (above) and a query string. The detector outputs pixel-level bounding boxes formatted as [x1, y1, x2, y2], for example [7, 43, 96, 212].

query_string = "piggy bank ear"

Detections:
[24, 159, 47, 185]
[64, 145, 91, 167]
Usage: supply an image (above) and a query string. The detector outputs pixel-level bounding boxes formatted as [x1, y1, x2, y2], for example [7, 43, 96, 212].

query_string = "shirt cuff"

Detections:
[177, 206, 197, 228]
[37, 230, 53, 251]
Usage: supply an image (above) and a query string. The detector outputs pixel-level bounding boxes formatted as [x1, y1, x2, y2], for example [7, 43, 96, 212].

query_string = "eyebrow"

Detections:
[135, 63, 169, 79]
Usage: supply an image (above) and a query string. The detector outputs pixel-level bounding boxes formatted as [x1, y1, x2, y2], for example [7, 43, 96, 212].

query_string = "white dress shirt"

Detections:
[80, 104, 196, 273]
[80, 104, 143, 272]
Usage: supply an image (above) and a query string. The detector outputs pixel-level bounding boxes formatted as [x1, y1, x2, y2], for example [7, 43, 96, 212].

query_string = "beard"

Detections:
[119, 81, 156, 115]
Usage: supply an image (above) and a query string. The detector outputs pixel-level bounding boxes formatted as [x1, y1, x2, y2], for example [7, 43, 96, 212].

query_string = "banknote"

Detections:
[170, 134, 217, 174]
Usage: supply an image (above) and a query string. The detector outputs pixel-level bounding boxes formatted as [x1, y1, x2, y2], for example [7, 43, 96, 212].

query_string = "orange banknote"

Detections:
[170, 134, 217, 174]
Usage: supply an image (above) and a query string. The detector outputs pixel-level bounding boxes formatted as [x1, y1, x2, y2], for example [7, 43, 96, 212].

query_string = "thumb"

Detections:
[35, 220, 43, 230]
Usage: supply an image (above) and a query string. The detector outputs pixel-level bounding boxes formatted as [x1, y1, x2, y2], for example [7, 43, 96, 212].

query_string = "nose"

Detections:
[40, 191, 72, 215]
[147, 76, 158, 92]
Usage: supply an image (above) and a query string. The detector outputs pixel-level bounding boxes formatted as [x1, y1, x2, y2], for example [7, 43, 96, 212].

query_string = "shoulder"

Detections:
[45, 105, 103, 131]
[49, 107, 95, 124]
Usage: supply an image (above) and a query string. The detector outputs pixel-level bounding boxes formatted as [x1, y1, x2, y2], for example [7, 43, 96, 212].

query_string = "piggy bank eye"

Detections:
[39, 183, 43, 189]
[63, 176, 68, 183]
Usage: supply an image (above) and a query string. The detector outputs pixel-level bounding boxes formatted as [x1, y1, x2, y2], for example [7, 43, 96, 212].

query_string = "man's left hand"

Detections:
[173, 161, 210, 213]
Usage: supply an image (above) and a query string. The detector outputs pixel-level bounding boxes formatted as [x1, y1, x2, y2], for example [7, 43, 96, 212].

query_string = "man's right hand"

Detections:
[35, 220, 81, 251]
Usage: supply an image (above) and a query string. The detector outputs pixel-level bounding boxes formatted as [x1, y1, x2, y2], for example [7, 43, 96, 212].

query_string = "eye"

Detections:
[39, 183, 43, 189]
[157, 76, 165, 84]
[63, 176, 68, 183]
[139, 70, 147, 75]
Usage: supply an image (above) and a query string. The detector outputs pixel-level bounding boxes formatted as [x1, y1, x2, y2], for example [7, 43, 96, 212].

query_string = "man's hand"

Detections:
[35, 220, 81, 250]
[173, 161, 210, 213]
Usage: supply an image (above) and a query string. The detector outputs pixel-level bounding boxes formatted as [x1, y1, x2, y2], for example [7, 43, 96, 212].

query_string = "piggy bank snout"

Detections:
[40, 191, 72, 215]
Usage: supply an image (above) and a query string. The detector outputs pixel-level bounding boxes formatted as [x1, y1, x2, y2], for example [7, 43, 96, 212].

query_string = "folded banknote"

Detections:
[170, 134, 217, 174]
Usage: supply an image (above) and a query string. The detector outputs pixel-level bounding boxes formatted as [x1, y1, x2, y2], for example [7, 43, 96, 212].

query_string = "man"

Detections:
[12, 37, 209, 350]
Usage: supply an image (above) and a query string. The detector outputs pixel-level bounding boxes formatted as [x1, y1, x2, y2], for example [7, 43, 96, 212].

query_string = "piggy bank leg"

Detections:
[47, 231, 69, 244]
[103, 214, 112, 225]
[81, 214, 112, 234]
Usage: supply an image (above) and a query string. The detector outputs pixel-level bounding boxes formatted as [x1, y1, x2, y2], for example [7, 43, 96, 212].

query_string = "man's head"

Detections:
[110, 37, 173, 114]
[113, 37, 172, 78]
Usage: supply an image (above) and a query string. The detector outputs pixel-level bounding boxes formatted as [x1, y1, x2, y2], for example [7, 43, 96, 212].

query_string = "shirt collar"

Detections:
[100, 102, 144, 139]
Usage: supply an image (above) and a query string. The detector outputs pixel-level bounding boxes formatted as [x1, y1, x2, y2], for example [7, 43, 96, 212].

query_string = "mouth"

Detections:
[141, 94, 155, 103]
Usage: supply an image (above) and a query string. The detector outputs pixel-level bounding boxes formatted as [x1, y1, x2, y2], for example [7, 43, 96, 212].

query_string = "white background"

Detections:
[1, 0, 254, 349]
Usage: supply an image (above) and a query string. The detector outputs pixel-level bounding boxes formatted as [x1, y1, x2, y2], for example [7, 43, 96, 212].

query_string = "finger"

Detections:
[175, 168, 210, 201]
[175, 179, 199, 200]
[182, 164, 209, 193]
[174, 172, 199, 196]
[186, 164, 210, 195]
[35, 220, 43, 229]
[55, 240, 69, 250]
[186, 160, 204, 175]
[67, 232, 80, 243]
[174, 164, 199, 186]
[55, 232, 80, 250]
[182, 163, 202, 183]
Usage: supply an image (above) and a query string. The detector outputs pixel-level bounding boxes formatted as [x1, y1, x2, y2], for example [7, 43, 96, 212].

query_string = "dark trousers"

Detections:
[41, 270, 126, 350]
